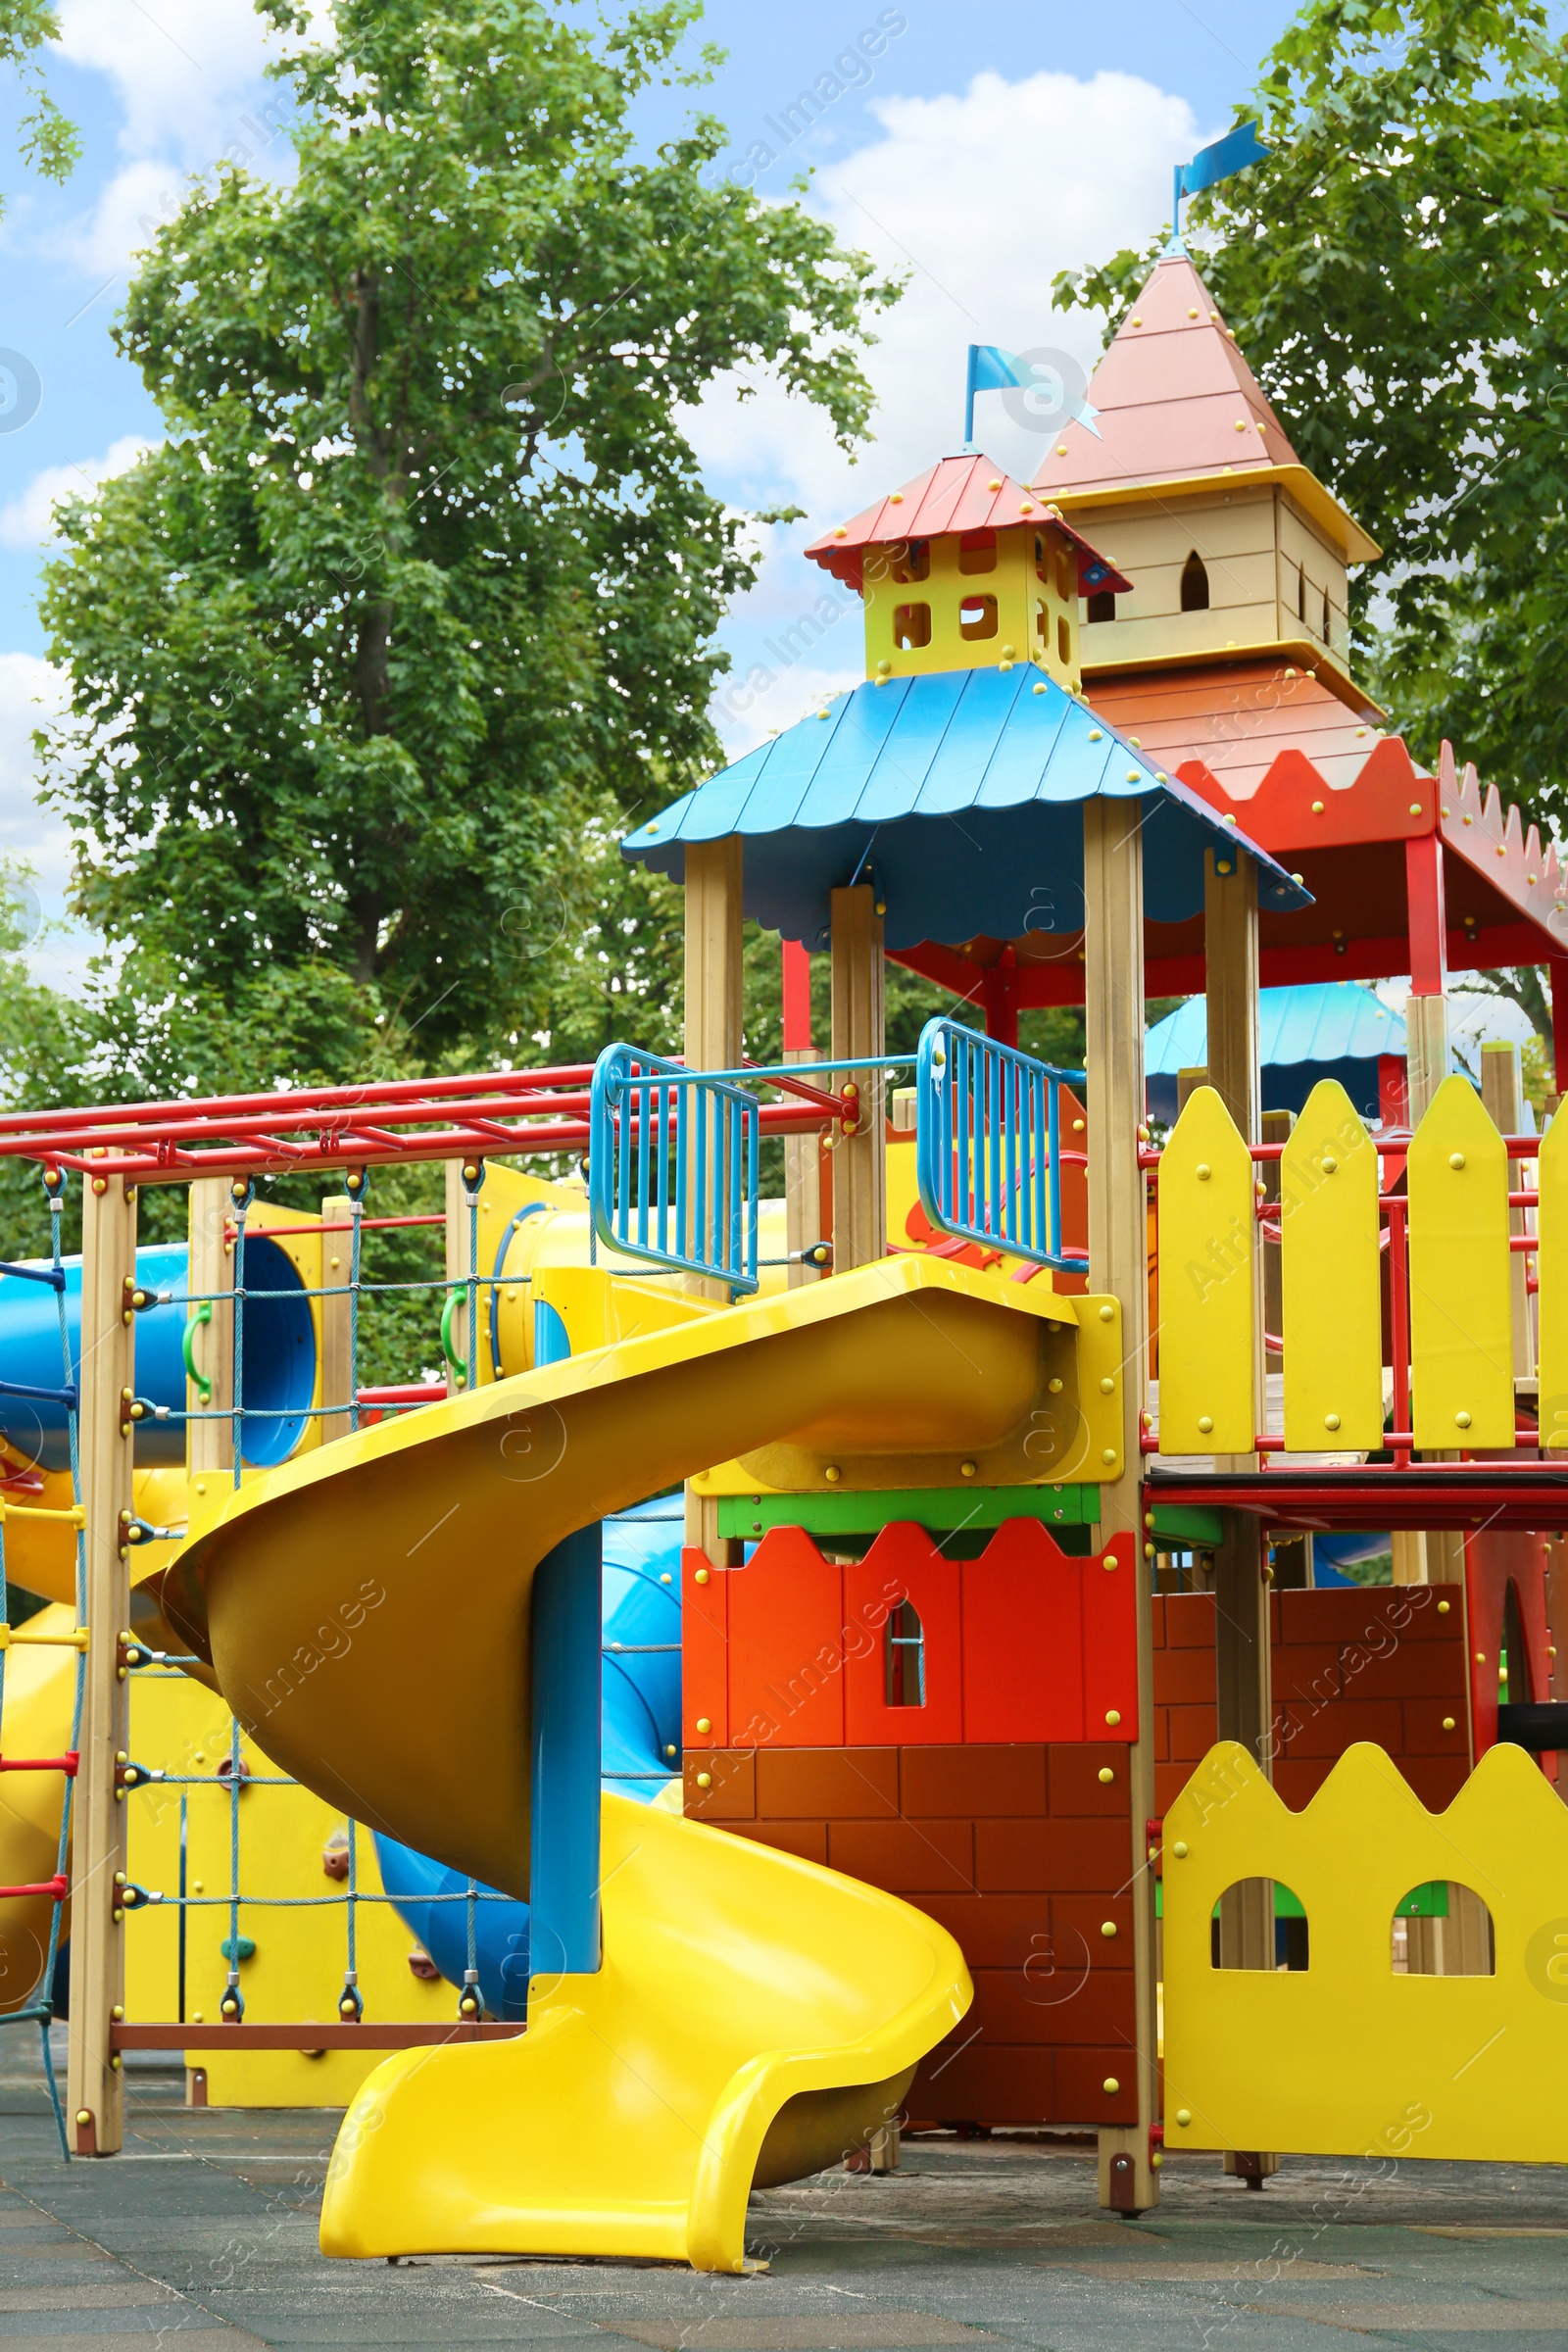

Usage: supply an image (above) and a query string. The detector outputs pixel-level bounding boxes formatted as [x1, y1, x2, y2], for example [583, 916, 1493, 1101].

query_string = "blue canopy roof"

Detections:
[623, 663, 1311, 951]
[1147, 983, 1406, 1077]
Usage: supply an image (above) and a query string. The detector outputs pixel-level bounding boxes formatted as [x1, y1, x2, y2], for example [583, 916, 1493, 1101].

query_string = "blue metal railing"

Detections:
[915, 1017, 1087, 1271]
[589, 1047, 760, 1293]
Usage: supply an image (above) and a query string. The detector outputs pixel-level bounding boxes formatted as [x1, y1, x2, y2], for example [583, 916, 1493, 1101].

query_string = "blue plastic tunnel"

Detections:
[0, 1240, 317, 1472]
[373, 1499, 684, 2020]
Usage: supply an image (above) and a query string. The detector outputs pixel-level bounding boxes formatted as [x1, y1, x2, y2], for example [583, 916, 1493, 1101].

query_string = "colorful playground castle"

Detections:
[1, 243, 1568, 2266]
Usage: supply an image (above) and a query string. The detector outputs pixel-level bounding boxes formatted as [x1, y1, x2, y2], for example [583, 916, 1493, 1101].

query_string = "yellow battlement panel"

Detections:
[1163, 1741, 1568, 2166]
[1407, 1075, 1514, 1449]
[1156, 1085, 1254, 1454]
[1280, 1079, 1382, 1452]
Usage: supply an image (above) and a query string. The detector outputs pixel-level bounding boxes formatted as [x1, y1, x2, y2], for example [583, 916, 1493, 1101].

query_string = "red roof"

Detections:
[805, 452, 1131, 597]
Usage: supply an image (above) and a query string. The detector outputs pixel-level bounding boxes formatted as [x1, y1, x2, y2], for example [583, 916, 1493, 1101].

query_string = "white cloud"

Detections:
[713, 662, 863, 760]
[0, 652, 70, 894]
[55, 0, 280, 163]
[0, 436, 155, 552]
[690, 67, 1203, 726]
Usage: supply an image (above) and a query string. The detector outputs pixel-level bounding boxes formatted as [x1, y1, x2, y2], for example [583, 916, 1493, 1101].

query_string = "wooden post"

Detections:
[782, 942, 822, 1290]
[319, 1194, 356, 1446]
[68, 1169, 137, 2155]
[185, 1177, 232, 1481]
[1081, 799, 1157, 2216]
[683, 839, 745, 1562]
[1204, 845, 1276, 2184]
[829, 883, 886, 1273]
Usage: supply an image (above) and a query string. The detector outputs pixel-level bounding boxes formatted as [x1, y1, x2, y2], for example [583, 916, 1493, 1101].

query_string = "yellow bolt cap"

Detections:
[1443, 1716, 1456, 1731]
[695, 1568, 710, 1585]
[1100, 1920, 1117, 1937]
[1102, 2077, 1120, 2093]
[696, 1772, 711, 1789]
[1449, 1152, 1465, 1170]
[1099, 1304, 1113, 1322]
[1098, 1767, 1114, 1784]
[1325, 1413, 1341, 1432]
[1173, 1840, 1189, 1858]
[1198, 1415, 1214, 1435]
[696, 1717, 711, 1736]
[1099, 1376, 1114, 1395]
[1176, 2107, 1192, 2127]
[1104, 1708, 1121, 1727]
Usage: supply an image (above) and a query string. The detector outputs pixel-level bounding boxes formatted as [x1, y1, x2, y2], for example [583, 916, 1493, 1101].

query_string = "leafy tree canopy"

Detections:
[37, 0, 894, 1085]
[0, 1, 79, 204]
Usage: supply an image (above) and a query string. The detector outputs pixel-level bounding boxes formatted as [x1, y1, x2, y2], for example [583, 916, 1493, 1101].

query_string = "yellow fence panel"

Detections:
[1538, 1108, 1568, 1452]
[1163, 1740, 1568, 2165]
[1407, 1075, 1513, 1450]
[1157, 1085, 1255, 1456]
[1279, 1080, 1383, 1453]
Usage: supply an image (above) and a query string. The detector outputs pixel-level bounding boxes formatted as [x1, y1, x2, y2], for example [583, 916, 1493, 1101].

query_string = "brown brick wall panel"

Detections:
[1338, 1639, 1468, 1702]
[1271, 1644, 1345, 1705]
[1155, 1760, 1198, 1814]
[912, 1893, 1051, 1971]
[1052, 1890, 1135, 1966]
[899, 1743, 1047, 1817]
[974, 1816, 1126, 1894]
[1162, 1593, 1217, 1647]
[1400, 1757, 1469, 1810]
[1276, 1697, 1405, 1759]
[1167, 1702, 1220, 1762]
[684, 1750, 756, 1820]
[827, 1817, 974, 1894]
[722, 1818, 828, 1865]
[966, 1964, 1135, 2047]
[1401, 1699, 1472, 1757]
[755, 1746, 899, 1820]
[1279, 1589, 1451, 1644]
[1154, 1708, 1170, 1763]
[1048, 1741, 1133, 1816]
[1054, 2045, 1139, 2125]
[1154, 1647, 1219, 1706]
[909, 2043, 1054, 2128]
[1272, 1760, 1331, 1810]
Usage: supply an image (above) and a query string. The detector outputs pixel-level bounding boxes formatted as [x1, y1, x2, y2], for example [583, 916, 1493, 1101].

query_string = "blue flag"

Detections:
[1172, 120, 1269, 244]
[964, 345, 1031, 445]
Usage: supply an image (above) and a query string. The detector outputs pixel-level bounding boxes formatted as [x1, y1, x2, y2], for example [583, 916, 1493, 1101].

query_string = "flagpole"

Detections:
[963, 346, 977, 449]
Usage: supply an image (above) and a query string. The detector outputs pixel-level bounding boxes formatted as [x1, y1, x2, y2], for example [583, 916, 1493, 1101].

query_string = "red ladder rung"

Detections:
[0, 1753, 77, 1776]
[0, 1875, 67, 1899]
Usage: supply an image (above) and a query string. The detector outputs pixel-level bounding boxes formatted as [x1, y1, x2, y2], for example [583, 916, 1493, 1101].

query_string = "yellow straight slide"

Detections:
[160, 1258, 1083, 2271]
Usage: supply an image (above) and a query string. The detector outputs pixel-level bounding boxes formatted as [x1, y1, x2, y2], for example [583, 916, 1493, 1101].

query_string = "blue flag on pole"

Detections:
[964, 345, 1031, 446]
[1171, 119, 1269, 246]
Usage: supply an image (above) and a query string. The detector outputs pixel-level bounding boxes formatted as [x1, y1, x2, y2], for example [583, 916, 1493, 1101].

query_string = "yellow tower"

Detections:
[806, 453, 1129, 693]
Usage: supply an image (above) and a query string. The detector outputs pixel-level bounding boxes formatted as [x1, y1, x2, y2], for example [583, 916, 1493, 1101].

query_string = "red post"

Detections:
[1404, 832, 1447, 996]
[982, 948, 1019, 1048]
[1551, 959, 1568, 1098]
[1378, 1054, 1408, 1130]
[781, 940, 812, 1054]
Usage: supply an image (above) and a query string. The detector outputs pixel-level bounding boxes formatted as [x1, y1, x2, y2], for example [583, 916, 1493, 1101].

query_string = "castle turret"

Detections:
[1030, 253, 1378, 708]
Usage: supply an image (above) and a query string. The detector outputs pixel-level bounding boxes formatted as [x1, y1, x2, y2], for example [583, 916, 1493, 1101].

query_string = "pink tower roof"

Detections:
[806, 452, 1131, 595]
[1031, 254, 1377, 563]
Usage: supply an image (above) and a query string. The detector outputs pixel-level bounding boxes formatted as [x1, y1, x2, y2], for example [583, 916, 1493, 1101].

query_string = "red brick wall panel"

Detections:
[909, 2043, 1054, 2127]
[1401, 1699, 1471, 1757]
[683, 1750, 755, 1819]
[975, 1816, 1127, 1893]
[1164, 1593, 1216, 1646]
[1167, 1703, 1220, 1763]
[1276, 1697, 1405, 1759]
[845, 1528, 964, 1744]
[1155, 1646, 1219, 1706]
[1053, 1890, 1134, 1965]
[1054, 2046, 1139, 2125]
[722, 1819, 828, 1865]
[915, 1893, 1051, 1969]
[1048, 1741, 1131, 1816]
[965, 1964, 1135, 2047]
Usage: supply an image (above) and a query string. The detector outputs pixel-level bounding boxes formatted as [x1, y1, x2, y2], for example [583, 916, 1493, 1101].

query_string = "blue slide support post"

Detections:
[528, 1521, 604, 1984]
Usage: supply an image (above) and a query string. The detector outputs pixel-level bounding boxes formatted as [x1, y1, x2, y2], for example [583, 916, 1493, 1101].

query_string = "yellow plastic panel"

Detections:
[1537, 1108, 1568, 1450]
[1279, 1081, 1383, 1452]
[1164, 1740, 1568, 2164]
[1407, 1075, 1513, 1449]
[1156, 1085, 1255, 1454]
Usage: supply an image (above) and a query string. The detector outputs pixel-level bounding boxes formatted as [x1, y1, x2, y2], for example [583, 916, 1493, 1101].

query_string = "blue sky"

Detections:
[0, 0, 1299, 978]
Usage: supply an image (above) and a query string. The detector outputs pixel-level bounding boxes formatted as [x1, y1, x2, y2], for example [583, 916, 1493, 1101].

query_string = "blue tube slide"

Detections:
[0, 1240, 316, 1472]
[373, 1499, 683, 2020]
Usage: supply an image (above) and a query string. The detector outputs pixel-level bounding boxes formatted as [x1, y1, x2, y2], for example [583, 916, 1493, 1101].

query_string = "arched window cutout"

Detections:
[1321, 587, 1332, 642]
[1180, 550, 1209, 612]
[1056, 614, 1071, 667]
[1297, 562, 1306, 621]
[958, 594, 998, 641]
[1086, 590, 1116, 624]
[1210, 1879, 1308, 1971]
[885, 1598, 925, 1707]
[894, 603, 931, 651]
[1391, 1883, 1495, 1976]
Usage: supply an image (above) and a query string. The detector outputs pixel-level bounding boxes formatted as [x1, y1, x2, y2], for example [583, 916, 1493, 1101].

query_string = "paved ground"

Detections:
[0, 2034, 1563, 2347]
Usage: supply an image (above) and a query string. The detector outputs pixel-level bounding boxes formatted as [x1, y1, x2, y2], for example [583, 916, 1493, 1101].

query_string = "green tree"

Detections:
[36, 0, 893, 1086]
[1054, 0, 1568, 1049]
[0, 2, 79, 208]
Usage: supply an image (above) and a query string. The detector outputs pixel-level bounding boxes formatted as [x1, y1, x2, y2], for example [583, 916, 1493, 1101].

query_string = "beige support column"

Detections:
[185, 1178, 232, 1478]
[319, 1195, 356, 1446]
[1082, 800, 1157, 2216]
[784, 1054, 823, 1289]
[1393, 992, 1464, 1588]
[1203, 846, 1277, 2184]
[829, 884, 886, 1274]
[67, 1169, 137, 2155]
[683, 838, 745, 1561]
[1480, 1042, 1532, 1382]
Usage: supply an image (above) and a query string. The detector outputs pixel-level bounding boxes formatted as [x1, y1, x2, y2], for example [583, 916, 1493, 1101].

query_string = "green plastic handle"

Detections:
[182, 1298, 214, 1405]
[439, 1292, 466, 1385]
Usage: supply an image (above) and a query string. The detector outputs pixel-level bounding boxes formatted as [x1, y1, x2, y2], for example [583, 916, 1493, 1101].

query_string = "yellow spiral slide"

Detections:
[155, 1257, 1092, 2271]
